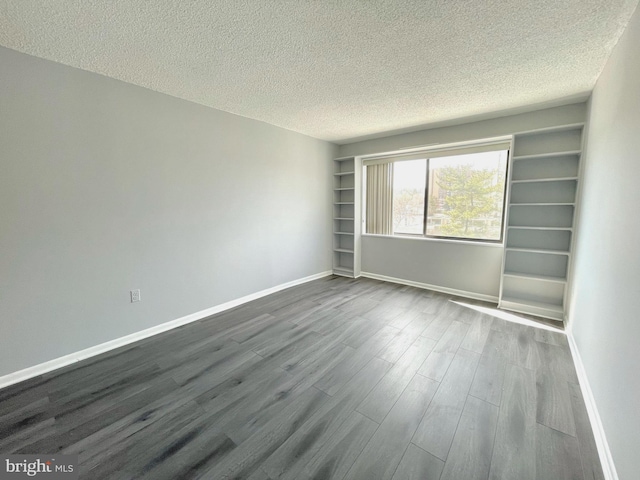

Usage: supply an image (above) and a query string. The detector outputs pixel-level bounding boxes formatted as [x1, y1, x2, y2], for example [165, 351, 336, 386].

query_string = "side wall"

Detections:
[568, 5, 640, 479]
[0, 47, 335, 377]
[338, 103, 587, 299]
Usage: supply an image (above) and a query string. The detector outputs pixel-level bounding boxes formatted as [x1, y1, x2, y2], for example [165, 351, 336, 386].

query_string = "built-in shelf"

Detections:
[333, 156, 361, 278]
[499, 124, 583, 321]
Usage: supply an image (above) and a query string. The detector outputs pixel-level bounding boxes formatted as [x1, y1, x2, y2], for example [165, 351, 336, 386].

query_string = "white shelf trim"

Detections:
[513, 150, 581, 161]
[503, 271, 567, 283]
[511, 176, 578, 184]
[510, 202, 575, 206]
[512, 122, 585, 137]
[508, 226, 573, 231]
[500, 296, 564, 321]
[506, 247, 570, 255]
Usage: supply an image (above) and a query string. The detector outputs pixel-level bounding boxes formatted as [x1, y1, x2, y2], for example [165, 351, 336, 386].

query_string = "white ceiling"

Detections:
[1, 1, 638, 143]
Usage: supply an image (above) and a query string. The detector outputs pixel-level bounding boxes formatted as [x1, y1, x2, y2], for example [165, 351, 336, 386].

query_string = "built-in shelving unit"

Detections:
[332, 156, 362, 277]
[498, 124, 584, 321]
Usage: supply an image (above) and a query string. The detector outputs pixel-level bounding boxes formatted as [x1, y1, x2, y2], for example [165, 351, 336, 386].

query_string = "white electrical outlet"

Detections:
[130, 289, 141, 303]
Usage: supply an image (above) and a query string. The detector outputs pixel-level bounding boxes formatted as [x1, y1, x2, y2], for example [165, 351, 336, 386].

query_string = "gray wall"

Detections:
[362, 236, 503, 298]
[0, 47, 335, 377]
[339, 104, 587, 298]
[568, 5, 640, 479]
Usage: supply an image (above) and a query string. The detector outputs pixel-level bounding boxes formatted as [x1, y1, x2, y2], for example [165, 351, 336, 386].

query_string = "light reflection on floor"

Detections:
[452, 300, 565, 333]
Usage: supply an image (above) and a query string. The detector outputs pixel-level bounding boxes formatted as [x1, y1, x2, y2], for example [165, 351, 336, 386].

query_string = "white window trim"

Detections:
[361, 136, 512, 244]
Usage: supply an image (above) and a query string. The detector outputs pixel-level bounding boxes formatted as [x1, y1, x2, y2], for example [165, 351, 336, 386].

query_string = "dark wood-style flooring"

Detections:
[0, 276, 604, 479]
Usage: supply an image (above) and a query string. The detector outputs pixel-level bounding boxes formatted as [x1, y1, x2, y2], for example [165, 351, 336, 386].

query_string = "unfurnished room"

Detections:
[1, 1, 639, 479]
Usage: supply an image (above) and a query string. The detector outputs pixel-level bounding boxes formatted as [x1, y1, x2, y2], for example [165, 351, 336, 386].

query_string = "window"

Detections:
[365, 144, 509, 242]
[393, 160, 426, 235]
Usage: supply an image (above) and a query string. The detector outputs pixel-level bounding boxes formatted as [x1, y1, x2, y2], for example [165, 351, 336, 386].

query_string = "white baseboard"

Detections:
[0, 271, 332, 390]
[360, 272, 499, 303]
[566, 332, 619, 480]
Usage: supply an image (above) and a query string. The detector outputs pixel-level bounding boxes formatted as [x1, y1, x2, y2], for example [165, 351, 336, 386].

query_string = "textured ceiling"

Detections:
[0, 1, 638, 142]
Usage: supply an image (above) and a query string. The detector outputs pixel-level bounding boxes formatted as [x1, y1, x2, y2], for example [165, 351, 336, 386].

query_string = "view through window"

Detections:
[381, 149, 508, 241]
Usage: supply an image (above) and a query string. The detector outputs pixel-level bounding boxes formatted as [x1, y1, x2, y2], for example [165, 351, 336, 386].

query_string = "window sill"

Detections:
[361, 233, 505, 247]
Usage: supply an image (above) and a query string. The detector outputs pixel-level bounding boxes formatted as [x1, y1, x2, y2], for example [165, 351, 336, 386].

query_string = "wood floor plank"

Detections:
[469, 354, 507, 406]
[19, 378, 180, 454]
[482, 328, 517, 362]
[536, 423, 584, 480]
[251, 325, 321, 359]
[340, 317, 387, 349]
[344, 374, 440, 480]
[460, 314, 494, 354]
[302, 411, 379, 480]
[214, 339, 362, 444]
[412, 348, 481, 461]
[390, 444, 444, 480]
[568, 382, 605, 480]
[0, 418, 56, 454]
[440, 396, 499, 480]
[536, 341, 579, 383]
[96, 418, 235, 480]
[358, 336, 437, 423]
[421, 313, 454, 341]
[246, 468, 272, 480]
[314, 325, 399, 396]
[197, 386, 329, 480]
[534, 328, 569, 347]
[361, 303, 407, 324]
[261, 357, 391, 480]
[514, 328, 543, 370]
[0, 276, 598, 480]
[376, 328, 423, 364]
[295, 308, 344, 331]
[422, 293, 450, 315]
[536, 368, 577, 437]
[488, 364, 537, 480]
[387, 309, 430, 330]
[336, 296, 379, 316]
[65, 393, 203, 463]
[280, 338, 355, 379]
[418, 321, 470, 382]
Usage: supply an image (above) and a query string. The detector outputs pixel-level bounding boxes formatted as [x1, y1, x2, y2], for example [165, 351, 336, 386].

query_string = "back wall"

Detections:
[339, 103, 587, 299]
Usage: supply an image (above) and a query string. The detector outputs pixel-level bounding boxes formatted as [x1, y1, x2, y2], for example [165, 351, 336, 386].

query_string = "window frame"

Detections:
[363, 139, 511, 244]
